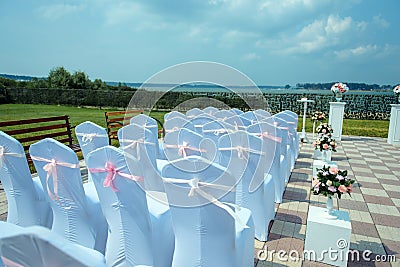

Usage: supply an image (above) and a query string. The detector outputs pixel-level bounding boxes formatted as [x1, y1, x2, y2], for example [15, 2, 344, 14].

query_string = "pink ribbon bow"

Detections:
[164, 142, 207, 158]
[256, 132, 282, 143]
[0, 146, 24, 170]
[30, 156, 80, 203]
[89, 162, 144, 192]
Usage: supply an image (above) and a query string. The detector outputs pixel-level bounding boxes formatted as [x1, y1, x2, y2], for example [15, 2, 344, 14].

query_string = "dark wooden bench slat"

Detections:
[0, 115, 69, 127]
[18, 130, 71, 144]
[4, 123, 68, 135]
[106, 117, 132, 124]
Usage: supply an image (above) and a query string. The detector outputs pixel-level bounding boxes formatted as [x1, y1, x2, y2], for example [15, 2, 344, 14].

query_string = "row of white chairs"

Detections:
[0, 107, 299, 267]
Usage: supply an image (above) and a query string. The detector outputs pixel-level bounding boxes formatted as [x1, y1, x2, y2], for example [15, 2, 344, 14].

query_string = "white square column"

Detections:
[388, 104, 400, 145]
[304, 206, 351, 267]
[328, 102, 346, 141]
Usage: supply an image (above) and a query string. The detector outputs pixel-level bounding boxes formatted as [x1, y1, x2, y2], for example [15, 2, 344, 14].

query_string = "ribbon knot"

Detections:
[256, 131, 282, 143]
[0, 146, 25, 170]
[164, 142, 207, 158]
[82, 133, 97, 143]
[188, 178, 200, 197]
[103, 162, 118, 192]
[89, 162, 144, 192]
[30, 156, 80, 204]
[218, 146, 265, 160]
[162, 177, 247, 228]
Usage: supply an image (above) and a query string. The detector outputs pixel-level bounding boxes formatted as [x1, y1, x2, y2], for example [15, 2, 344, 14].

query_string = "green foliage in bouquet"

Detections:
[311, 165, 355, 199]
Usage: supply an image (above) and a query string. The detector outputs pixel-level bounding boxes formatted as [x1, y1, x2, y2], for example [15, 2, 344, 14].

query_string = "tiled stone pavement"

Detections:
[255, 136, 400, 267]
[0, 136, 399, 266]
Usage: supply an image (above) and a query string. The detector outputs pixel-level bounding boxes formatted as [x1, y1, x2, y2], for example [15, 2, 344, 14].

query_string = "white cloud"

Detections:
[267, 14, 367, 55]
[373, 14, 390, 28]
[333, 44, 400, 60]
[37, 4, 85, 20]
[242, 53, 261, 61]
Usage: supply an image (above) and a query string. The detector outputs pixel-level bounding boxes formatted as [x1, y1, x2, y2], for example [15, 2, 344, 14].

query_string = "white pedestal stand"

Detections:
[304, 206, 351, 267]
[328, 102, 346, 141]
[297, 98, 314, 143]
[387, 104, 400, 145]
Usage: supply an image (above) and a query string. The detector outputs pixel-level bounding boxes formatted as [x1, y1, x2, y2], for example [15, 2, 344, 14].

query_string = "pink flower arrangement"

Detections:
[311, 165, 355, 199]
[393, 84, 400, 94]
[331, 82, 349, 94]
[311, 111, 326, 122]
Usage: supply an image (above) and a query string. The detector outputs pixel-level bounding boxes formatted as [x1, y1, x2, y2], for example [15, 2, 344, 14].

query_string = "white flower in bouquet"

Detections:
[331, 82, 349, 93]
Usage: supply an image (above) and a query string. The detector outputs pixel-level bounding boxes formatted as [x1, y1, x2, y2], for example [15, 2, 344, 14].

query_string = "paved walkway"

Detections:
[0, 135, 399, 266]
[256, 135, 400, 267]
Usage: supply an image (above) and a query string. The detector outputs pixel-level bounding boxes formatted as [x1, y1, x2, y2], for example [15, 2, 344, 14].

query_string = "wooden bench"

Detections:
[105, 110, 164, 144]
[0, 115, 81, 164]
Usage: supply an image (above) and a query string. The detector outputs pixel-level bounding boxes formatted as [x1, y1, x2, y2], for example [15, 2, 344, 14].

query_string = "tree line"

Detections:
[0, 66, 135, 91]
[296, 82, 394, 91]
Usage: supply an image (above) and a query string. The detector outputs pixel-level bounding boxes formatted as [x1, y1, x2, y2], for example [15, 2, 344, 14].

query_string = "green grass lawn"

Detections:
[0, 104, 389, 138]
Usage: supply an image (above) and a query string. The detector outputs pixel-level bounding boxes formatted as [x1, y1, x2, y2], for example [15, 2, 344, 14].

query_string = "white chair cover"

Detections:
[0, 132, 52, 228]
[164, 111, 186, 121]
[164, 117, 196, 134]
[163, 128, 215, 163]
[276, 111, 299, 160]
[0, 221, 106, 267]
[202, 106, 219, 116]
[75, 121, 109, 160]
[263, 117, 291, 183]
[240, 111, 258, 124]
[75, 121, 109, 183]
[202, 120, 236, 148]
[213, 110, 235, 121]
[162, 156, 254, 267]
[273, 115, 296, 172]
[129, 114, 163, 160]
[185, 108, 204, 119]
[281, 110, 300, 159]
[29, 138, 107, 254]
[231, 108, 244, 115]
[218, 131, 275, 241]
[247, 122, 285, 203]
[254, 109, 271, 119]
[118, 124, 164, 192]
[87, 146, 174, 267]
[224, 115, 251, 130]
[189, 115, 215, 134]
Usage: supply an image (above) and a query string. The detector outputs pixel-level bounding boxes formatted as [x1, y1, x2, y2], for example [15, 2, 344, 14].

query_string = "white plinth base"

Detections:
[304, 206, 351, 267]
[388, 104, 400, 145]
[313, 160, 338, 177]
[314, 150, 332, 161]
[328, 102, 346, 141]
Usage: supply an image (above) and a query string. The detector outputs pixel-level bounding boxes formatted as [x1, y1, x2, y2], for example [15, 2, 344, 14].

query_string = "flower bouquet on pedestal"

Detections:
[311, 166, 355, 216]
[393, 84, 400, 104]
[311, 111, 326, 138]
[313, 123, 336, 161]
[331, 82, 349, 102]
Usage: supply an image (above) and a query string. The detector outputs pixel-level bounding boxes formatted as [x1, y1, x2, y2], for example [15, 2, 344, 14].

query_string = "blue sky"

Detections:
[0, 0, 399, 86]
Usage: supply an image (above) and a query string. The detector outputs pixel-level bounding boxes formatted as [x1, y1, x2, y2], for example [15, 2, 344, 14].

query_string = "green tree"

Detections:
[92, 78, 107, 90]
[48, 66, 72, 89]
[71, 70, 91, 89]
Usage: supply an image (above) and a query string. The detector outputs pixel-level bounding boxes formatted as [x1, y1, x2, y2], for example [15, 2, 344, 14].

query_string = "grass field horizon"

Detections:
[0, 104, 389, 138]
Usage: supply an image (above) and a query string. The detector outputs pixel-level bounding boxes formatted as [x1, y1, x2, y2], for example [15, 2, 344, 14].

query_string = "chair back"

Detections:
[0, 132, 52, 228]
[118, 124, 164, 192]
[202, 106, 219, 116]
[164, 111, 186, 121]
[75, 121, 109, 160]
[164, 117, 196, 134]
[186, 108, 204, 119]
[162, 156, 239, 266]
[87, 146, 154, 266]
[130, 114, 159, 140]
[29, 138, 96, 249]
[0, 221, 106, 267]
